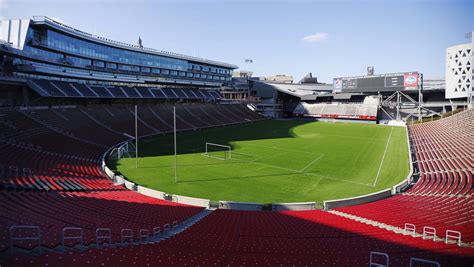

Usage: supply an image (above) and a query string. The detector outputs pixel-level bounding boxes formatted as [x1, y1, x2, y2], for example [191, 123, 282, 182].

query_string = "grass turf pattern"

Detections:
[109, 120, 409, 203]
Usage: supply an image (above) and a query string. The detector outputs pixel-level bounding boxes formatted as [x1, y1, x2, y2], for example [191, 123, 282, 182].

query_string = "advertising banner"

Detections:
[403, 73, 419, 89]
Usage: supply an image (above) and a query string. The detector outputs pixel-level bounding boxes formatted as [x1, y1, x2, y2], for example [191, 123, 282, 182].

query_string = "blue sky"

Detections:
[1, 0, 472, 83]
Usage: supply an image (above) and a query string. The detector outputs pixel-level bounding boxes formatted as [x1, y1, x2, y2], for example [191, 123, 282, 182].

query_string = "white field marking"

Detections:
[230, 151, 256, 158]
[248, 158, 373, 188]
[249, 160, 302, 173]
[295, 132, 386, 141]
[242, 143, 324, 156]
[255, 165, 267, 171]
[199, 153, 259, 164]
[200, 153, 227, 161]
[300, 176, 324, 195]
[372, 127, 394, 187]
[304, 172, 374, 187]
[299, 154, 325, 172]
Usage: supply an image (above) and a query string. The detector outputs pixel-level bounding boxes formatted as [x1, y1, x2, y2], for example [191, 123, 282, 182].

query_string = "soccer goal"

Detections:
[204, 142, 231, 160]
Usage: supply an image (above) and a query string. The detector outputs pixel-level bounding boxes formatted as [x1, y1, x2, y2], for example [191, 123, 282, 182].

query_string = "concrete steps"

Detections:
[328, 210, 473, 247]
[150, 208, 214, 243]
[5, 209, 215, 257]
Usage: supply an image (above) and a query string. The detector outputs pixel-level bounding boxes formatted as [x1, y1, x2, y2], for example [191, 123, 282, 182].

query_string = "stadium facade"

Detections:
[0, 16, 237, 105]
[446, 42, 473, 100]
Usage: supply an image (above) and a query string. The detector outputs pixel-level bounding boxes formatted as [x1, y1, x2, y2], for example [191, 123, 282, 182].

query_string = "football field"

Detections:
[109, 120, 409, 204]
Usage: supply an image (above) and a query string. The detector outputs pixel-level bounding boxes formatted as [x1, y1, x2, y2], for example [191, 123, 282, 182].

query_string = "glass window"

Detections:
[93, 60, 105, 68]
[119, 64, 131, 71]
[66, 55, 91, 66]
[41, 29, 188, 71]
[106, 62, 117, 69]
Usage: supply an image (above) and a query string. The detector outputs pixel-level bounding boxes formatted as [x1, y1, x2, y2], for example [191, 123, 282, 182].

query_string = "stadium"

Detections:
[0, 6, 473, 267]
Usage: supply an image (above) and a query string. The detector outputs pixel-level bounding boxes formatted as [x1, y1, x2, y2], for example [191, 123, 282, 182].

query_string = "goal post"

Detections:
[204, 142, 231, 160]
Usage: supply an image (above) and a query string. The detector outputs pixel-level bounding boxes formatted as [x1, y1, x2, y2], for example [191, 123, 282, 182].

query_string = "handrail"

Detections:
[369, 251, 389, 267]
[422, 226, 436, 241]
[409, 257, 440, 267]
[404, 223, 416, 237]
[96, 228, 112, 246]
[121, 229, 133, 244]
[9, 225, 41, 252]
[153, 226, 161, 237]
[445, 230, 462, 246]
[62, 227, 83, 249]
[139, 229, 149, 242]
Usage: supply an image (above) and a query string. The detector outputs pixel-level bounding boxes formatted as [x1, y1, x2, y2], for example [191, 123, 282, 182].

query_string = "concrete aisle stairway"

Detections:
[150, 208, 214, 243]
[5, 208, 215, 258]
[328, 210, 474, 247]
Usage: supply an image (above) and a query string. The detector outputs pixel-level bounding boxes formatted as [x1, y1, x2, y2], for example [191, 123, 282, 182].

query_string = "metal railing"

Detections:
[121, 229, 133, 244]
[422, 226, 436, 241]
[139, 229, 149, 242]
[62, 227, 83, 250]
[409, 257, 440, 267]
[9, 226, 41, 252]
[369, 251, 389, 267]
[153, 226, 161, 237]
[445, 230, 462, 246]
[96, 228, 112, 246]
[404, 223, 416, 237]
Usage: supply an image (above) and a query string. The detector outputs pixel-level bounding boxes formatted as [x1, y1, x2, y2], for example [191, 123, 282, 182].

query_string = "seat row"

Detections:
[28, 79, 223, 100]
[5, 209, 473, 266]
[0, 190, 203, 252]
[335, 109, 473, 243]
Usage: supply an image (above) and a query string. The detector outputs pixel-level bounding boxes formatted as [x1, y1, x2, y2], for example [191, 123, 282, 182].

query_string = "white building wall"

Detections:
[446, 43, 473, 99]
[0, 19, 31, 49]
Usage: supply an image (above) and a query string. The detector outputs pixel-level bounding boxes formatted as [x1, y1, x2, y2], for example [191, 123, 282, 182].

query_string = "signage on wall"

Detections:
[403, 73, 419, 89]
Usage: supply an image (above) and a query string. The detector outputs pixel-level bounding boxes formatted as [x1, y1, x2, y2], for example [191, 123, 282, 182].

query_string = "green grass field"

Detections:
[108, 120, 409, 204]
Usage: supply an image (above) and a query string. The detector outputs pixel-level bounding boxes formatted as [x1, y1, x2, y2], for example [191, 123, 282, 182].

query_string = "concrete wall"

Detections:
[103, 165, 115, 180]
[446, 43, 473, 99]
[137, 186, 165, 200]
[173, 194, 210, 208]
[317, 118, 377, 124]
[114, 175, 125, 185]
[323, 188, 392, 210]
[219, 201, 263, 211]
[393, 126, 414, 194]
[272, 202, 316, 211]
[0, 19, 30, 49]
[124, 180, 137, 191]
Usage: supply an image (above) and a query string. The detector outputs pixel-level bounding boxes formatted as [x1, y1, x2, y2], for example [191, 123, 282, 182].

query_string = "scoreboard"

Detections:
[333, 72, 421, 92]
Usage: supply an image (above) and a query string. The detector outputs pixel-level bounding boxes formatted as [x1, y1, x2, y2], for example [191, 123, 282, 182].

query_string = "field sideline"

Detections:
[108, 120, 409, 203]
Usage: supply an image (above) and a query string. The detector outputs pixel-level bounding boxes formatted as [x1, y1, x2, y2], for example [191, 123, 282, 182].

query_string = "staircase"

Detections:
[328, 210, 473, 247]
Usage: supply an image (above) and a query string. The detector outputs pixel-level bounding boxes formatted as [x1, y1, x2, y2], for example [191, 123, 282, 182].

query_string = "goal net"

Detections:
[204, 143, 231, 160]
